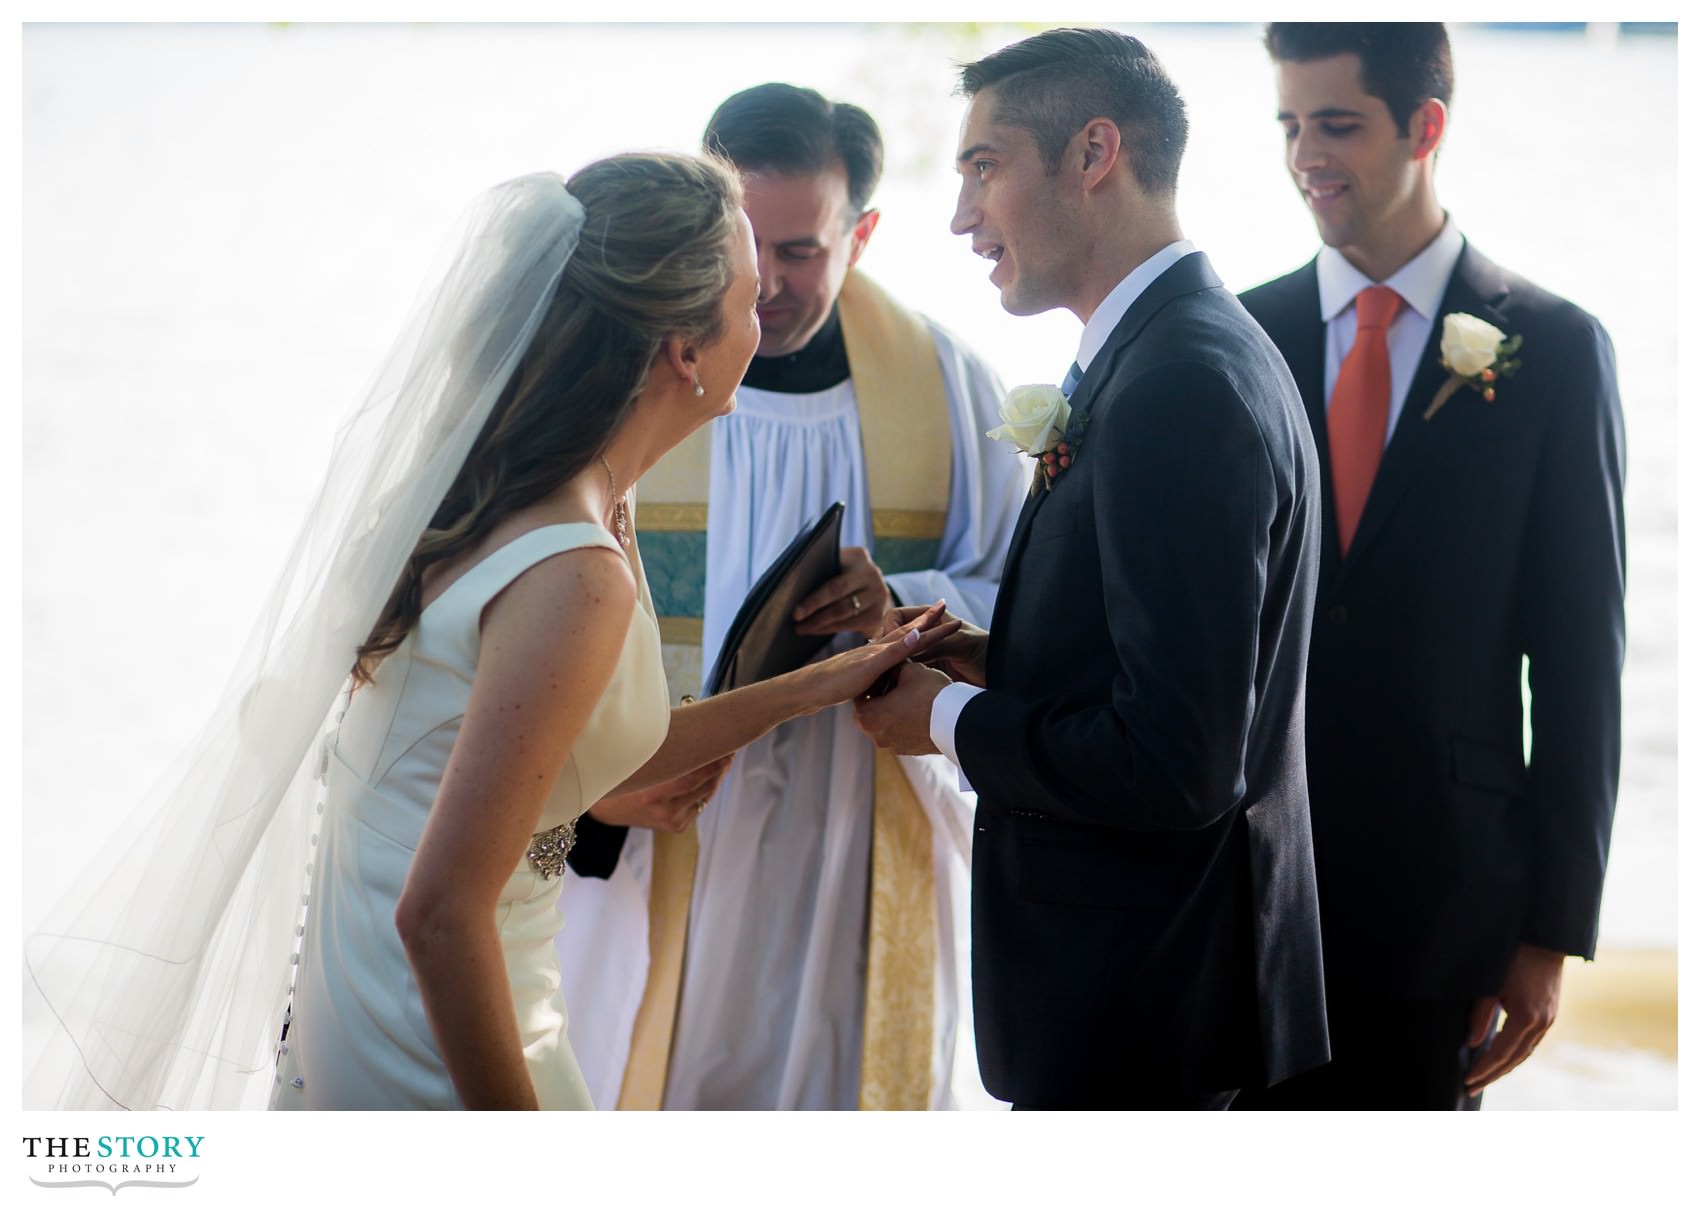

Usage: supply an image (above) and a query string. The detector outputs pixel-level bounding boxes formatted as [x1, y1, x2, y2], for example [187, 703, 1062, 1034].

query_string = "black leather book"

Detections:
[706, 501, 844, 695]
[567, 502, 845, 880]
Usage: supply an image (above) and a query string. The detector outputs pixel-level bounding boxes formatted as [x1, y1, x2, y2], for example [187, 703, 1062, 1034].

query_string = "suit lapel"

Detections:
[995, 489, 1046, 595]
[988, 252, 1224, 657]
[1338, 243, 1511, 582]
[987, 481, 1040, 680]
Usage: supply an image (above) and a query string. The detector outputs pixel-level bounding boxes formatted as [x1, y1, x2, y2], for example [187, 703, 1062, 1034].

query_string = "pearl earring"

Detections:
[692, 379, 705, 397]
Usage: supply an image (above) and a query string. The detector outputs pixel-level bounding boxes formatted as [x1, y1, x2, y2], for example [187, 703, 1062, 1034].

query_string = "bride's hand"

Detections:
[798, 600, 961, 709]
[874, 603, 989, 689]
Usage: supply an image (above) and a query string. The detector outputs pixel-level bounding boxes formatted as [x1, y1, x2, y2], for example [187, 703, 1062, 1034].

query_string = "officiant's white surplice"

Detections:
[554, 314, 1024, 1109]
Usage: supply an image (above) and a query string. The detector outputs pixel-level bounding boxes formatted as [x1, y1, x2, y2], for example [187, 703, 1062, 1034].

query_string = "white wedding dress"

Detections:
[271, 522, 668, 1109]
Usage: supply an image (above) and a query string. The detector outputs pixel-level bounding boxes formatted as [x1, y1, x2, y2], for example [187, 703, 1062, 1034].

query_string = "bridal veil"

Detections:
[24, 173, 585, 1110]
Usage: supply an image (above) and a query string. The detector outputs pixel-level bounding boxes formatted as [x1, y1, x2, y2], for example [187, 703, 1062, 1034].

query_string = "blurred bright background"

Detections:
[20, 21, 1678, 1110]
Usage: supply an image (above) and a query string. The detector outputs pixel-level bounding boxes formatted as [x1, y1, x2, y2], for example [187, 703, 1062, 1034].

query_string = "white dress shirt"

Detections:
[928, 240, 1197, 777]
[1317, 217, 1464, 445]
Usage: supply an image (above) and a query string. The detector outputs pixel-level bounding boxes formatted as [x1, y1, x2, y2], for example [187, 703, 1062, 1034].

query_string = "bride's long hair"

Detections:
[354, 151, 743, 683]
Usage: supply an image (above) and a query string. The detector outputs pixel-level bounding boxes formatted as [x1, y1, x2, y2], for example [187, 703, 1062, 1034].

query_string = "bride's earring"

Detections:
[692, 376, 705, 398]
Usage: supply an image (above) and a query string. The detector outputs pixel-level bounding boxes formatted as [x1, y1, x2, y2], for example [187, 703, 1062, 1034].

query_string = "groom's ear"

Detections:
[1408, 98, 1448, 161]
[1078, 118, 1124, 192]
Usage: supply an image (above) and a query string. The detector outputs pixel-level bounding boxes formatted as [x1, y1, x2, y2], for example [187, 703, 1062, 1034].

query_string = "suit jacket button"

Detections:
[1329, 604, 1348, 624]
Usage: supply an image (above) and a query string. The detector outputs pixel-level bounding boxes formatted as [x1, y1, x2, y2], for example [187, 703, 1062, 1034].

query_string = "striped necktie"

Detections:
[1061, 360, 1084, 398]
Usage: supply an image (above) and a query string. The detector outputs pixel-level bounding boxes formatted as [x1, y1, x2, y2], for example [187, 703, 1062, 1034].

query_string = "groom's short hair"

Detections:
[1264, 23, 1453, 134]
[703, 83, 884, 219]
[956, 28, 1188, 197]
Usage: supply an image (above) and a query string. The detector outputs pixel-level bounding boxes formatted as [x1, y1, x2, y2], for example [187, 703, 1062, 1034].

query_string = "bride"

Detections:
[25, 153, 955, 1111]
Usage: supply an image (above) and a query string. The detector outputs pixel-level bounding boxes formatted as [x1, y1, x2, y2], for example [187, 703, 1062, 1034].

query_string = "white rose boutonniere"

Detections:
[988, 383, 1071, 454]
[1425, 312, 1523, 420]
[988, 383, 1084, 495]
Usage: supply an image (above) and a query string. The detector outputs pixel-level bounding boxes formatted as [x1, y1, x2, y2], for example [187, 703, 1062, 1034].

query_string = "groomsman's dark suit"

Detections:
[953, 251, 1331, 1108]
[1237, 242, 1626, 1105]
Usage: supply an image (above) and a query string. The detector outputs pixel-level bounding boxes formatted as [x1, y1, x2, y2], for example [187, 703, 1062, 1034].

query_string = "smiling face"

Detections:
[950, 88, 1082, 318]
[740, 166, 875, 358]
[1276, 52, 1443, 279]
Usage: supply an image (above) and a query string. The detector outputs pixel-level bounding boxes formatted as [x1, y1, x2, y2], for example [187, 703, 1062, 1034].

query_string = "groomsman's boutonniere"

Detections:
[1424, 312, 1524, 421]
[987, 384, 1087, 495]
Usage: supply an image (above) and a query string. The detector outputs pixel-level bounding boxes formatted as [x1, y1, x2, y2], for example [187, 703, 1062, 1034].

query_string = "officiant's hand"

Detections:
[589, 756, 733, 834]
[793, 546, 893, 639]
[877, 604, 989, 688]
[852, 661, 950, 755]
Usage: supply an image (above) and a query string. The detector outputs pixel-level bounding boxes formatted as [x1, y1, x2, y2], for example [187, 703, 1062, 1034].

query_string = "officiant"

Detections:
[552, 83, 1027, 1110]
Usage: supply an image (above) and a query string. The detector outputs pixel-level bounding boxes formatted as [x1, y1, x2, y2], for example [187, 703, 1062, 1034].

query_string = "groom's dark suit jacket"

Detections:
[954, 252, 1330, 1107]
[1238, 243, 1625, 1004]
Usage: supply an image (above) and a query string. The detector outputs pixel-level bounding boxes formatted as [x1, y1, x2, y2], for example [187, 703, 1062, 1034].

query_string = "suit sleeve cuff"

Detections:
[565, 814, 628, 879]
[930, 681, 985, 792]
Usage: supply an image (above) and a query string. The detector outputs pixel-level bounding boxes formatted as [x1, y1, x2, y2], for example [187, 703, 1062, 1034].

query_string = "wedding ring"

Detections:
[851, 593, 863, 613]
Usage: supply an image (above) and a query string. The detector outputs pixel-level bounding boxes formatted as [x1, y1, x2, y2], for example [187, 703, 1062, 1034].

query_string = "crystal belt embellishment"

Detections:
[525, 820, 577, 880]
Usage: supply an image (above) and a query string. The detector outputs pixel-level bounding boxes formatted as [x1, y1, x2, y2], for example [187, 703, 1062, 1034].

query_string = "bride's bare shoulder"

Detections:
[477, 533, 636, 664]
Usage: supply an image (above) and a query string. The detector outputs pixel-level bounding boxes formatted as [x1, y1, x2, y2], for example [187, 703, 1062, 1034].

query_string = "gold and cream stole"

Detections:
[617, 268, 952, 1110]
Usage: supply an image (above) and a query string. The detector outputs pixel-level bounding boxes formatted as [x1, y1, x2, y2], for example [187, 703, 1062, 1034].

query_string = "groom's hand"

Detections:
[853, 661, 950, 755]
[876, 605, 989, 688]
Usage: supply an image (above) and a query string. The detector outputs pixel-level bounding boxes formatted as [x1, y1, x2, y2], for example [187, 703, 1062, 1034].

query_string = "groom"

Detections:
[855, 27, 1330, 1108]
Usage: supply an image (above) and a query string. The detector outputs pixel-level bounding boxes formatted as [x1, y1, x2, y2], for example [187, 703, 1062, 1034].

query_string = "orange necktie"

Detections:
[1328, 284, 1404, 552]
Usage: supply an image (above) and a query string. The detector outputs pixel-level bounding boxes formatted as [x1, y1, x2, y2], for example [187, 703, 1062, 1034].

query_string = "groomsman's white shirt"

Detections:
[929, 239, 1196, 779]
[1318, 215, 1464, 445]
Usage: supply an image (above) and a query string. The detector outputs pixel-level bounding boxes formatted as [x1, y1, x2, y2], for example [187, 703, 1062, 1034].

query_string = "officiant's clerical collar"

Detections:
[741, 303, 850, 394]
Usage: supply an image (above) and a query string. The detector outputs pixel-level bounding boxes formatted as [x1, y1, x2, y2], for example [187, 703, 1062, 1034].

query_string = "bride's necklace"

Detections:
[599, 456, 631, 548]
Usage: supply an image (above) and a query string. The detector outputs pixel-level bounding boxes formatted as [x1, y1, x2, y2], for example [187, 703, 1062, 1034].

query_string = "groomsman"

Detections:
[1234, 23, 1626, 1109]
[857, 27, 1329, 1108]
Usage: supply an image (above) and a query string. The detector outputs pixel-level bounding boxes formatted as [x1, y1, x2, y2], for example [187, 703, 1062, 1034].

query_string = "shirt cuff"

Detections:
[930, 681, 985, 791]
